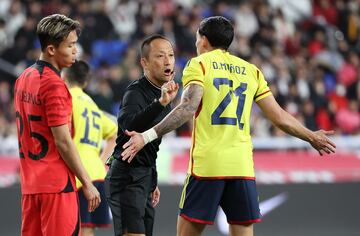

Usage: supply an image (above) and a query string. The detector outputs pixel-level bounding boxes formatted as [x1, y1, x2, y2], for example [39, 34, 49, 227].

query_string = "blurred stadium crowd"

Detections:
[0, 0, 360, 156]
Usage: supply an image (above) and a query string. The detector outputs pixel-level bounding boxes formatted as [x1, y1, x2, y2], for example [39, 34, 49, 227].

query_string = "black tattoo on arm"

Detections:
[154, 84, 203, 137]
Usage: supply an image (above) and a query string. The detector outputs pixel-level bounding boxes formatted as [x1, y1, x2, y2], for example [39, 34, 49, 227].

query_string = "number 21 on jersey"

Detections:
[211, 77, 247, 130]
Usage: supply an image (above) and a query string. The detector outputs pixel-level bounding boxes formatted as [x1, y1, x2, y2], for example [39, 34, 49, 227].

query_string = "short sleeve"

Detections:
[43, 81, 72, 127]
[181, 58, 205, 88]
[254, 68, 272, 102]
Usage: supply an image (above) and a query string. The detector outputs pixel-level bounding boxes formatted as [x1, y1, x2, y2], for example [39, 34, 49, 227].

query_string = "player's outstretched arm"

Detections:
[257, 95, 336, 156]
[121, 83, 203, 162]
[51, 124, 101, 211]
[155, 83, 203, 137]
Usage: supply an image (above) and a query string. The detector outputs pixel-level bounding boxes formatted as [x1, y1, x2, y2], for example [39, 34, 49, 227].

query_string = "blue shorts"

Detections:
[78, 181, 111, 228]
[179, 175, 261, 225]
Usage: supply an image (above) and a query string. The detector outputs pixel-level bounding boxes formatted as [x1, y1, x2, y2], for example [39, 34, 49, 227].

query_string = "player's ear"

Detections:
[202, 35, 211, 49]
[140, 57, 148, 70]
[47, 44, 56, 56]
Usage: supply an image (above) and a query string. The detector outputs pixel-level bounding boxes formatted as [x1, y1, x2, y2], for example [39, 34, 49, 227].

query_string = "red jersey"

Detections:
[14, 60, 76, 194]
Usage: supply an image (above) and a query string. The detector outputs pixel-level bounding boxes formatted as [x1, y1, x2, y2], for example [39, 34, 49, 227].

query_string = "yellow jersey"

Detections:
[182, 49, 271, 178]
[70, 87, 117, 188]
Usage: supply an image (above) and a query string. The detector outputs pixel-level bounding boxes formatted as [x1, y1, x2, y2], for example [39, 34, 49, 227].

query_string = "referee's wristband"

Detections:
[141, 128, 158, 145]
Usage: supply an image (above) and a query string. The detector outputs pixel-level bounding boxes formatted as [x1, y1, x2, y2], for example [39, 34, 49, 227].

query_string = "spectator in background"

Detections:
[107, 0, 138, 40]
[0, 81, 12, 121]
[64, 60, 118, 236]
[108, 46, 142, 106]
[234, 2, 258, 39]
[0, 119, 18, 157]
[90, 78, 114, 114]
[4, 0, 25, 47]
[272, 8, 294, 44]
[336, 99, 360, 134]
[313, 0, 338, 26]
[0, 19, 9, 53]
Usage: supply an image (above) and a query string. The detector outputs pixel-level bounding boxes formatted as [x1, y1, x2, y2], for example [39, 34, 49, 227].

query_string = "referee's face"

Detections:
[143, 38, 175, 87]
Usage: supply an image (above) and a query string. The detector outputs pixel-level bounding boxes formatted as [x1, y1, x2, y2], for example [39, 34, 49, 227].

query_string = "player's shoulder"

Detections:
[31, 61, 61, 80]
[16, 63, 43, 82]
[120, 79, 143, 102]
[183, 54, 206, 71]
[71, 88, 98, 107]
[193, 51, 211, 62]
[127, 76, 153, 95]
[126, 78, 141, 91]
[229, 54, 261, 77]
[227, 53, 253, 67]
[70, 87, 88, 98]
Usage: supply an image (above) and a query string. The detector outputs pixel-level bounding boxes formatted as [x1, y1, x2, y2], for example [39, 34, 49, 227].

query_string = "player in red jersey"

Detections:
[14, 14, 100, 236]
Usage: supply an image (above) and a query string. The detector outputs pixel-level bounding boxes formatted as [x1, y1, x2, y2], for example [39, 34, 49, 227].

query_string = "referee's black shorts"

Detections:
[105, 158, 156, 236]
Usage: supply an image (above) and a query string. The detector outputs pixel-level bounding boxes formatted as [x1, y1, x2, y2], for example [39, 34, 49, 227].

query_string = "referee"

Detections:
[105, 34, 179, 236]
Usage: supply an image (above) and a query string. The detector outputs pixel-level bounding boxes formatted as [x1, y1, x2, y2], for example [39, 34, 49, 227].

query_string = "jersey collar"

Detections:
[143, 75, 161, 90]
[36, 60, 61, 77]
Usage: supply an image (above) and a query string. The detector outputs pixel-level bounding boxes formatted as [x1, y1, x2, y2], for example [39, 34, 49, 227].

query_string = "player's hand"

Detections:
[82, 183, 101, 212]
[159, 80, 179, 106]
[309, 130, 336, 156]
[121, 130, 145, 163]
[151, 186, 161, 207]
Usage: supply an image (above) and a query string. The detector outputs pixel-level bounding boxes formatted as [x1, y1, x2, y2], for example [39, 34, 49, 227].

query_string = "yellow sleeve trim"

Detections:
[255, 90, 272, 102]
[183, 79, 204, 88]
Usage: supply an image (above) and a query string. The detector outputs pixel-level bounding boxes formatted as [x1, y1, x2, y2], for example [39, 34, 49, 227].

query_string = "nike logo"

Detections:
[216, 192, 289, 235]
[259, 192, 288, 216]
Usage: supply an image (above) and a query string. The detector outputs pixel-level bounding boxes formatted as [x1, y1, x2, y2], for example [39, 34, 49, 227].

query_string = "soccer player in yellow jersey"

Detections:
[64, 60, 117, 236]
[121, 16, 336, 236]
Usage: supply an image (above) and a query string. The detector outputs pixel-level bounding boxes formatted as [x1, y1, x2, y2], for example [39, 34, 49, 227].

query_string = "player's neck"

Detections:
[68, 84, 81, 89]
[199, 45, 216, 55]
[144, 74, 162, 90]
[39, 53, 62, 71]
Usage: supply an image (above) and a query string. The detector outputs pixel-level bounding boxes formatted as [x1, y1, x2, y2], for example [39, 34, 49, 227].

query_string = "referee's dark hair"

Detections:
[141, 34, 172, 59]
[65, 60, 90, 87]
[198, 16, 234, 50]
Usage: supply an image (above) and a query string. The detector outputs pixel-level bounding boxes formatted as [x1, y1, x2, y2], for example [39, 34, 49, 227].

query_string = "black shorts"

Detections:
[105, 159, 156, 236]
[179, 175, 261, 225]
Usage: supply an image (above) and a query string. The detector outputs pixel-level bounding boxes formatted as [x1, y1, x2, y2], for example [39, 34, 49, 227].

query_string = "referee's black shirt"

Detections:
[112, 76, 172, 167]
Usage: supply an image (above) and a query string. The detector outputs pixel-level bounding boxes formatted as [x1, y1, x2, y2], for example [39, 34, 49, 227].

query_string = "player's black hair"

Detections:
[198, 16, 234, 50]
[66, 60, 90, 87]
[37, 14, 80, 51]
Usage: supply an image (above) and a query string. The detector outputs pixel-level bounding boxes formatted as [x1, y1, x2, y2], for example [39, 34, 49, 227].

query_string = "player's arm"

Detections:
[256, 95, 336, 155]
[121, 83, 203, 162]
[100, 134, 117, 164]
[154, 83, 202, 137]
[51, 124, 101, 211]
[100, 112, 118, 164]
